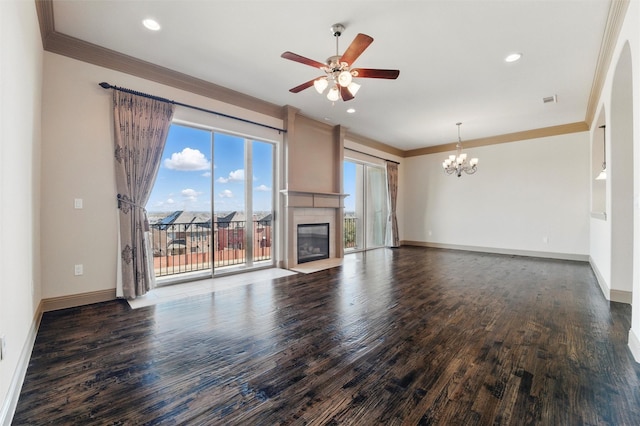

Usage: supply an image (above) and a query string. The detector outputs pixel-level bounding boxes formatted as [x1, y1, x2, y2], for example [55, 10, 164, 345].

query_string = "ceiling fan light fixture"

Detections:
[314, 77, 328, 94]
[338, 70, 353, 87]
[347, 82, 361, 96]
[281, 24, 399, 103]
[327, 86, 340, 101]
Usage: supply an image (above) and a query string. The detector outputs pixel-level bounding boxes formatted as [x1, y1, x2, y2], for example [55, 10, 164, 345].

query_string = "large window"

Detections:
[344, 159, 388, 251]
[147, 123, 275, 282]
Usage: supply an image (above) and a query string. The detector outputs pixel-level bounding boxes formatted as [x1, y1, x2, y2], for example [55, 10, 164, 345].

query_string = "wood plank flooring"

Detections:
[14, 247, 640, 425]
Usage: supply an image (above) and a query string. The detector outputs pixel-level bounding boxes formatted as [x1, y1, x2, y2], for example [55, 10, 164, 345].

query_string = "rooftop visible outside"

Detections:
[148, 210, 273, 277]
[145, 124, 361, 278]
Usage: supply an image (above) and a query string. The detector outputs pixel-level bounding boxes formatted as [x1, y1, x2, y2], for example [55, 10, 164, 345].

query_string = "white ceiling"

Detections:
[52, 0, 610, 151]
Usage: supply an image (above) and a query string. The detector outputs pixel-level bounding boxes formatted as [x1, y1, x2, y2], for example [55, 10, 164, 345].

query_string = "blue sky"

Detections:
[147, 124, 273, 213]
[147, 123, 356, 213]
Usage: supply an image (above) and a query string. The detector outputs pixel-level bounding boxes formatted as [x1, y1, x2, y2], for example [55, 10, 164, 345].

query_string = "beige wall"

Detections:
[0, 0, 42, 421]
[287, 115, 339, 193]
[403, 131, 590, 258]
[40, 52, 284, 299]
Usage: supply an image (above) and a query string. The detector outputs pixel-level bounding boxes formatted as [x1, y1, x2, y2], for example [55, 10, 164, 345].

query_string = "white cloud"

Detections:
[219, 189, 233, 198]
[166, 198, 175, 204]
[164, 148, 211, 171]
[255, 184, 270, 192]
[201, 171, 211, 177]
[217, 169, 245, 183]
[181, 188, 200, 202]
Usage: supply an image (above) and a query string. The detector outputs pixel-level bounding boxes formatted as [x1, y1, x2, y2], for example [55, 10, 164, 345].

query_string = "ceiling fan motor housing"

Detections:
[331, 23, 345, 37]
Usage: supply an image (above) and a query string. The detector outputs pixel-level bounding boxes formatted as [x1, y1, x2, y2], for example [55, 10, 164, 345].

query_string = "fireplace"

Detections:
[297, 223, 330, 264]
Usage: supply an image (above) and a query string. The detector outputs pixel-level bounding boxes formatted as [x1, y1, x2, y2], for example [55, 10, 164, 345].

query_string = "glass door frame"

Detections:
[343, 158, 389, 253]
[212, 132, 278, 276]
[149, 121, 278, 285]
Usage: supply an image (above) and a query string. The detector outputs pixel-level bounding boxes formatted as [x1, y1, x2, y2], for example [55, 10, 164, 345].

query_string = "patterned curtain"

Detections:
[386, 161, 400, 248]
[113, 91, 175, 299]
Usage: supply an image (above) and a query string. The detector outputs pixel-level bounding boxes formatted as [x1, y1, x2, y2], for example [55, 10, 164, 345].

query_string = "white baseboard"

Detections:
[610, 289, 633, 304]
[629, 329, 640, 363]
[0, 302, 43, 426]
[401, 241, 589, 262]
[589, 256, 611, 300]
[588, 257, 632, 304]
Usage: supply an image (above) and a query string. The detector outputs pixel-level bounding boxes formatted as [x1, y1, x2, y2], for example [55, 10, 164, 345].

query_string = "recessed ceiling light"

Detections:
[143, 18, 161, 31]
[505, 53, 522, 63]
[347, 108, 356, 114]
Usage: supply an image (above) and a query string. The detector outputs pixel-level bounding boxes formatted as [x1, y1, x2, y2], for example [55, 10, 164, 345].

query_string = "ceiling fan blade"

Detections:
[289, 78, 318, 93]
[340, 33, 374, 66]
[352, 68, 400, 79]
[281, 51, 327, 69]
[339, 85, 355, 101]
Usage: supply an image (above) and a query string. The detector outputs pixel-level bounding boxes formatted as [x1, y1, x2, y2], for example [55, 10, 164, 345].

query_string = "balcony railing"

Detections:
[151, 216, 357, 278]
[344, 216, 357, 249]
[151, 219, 272, 277]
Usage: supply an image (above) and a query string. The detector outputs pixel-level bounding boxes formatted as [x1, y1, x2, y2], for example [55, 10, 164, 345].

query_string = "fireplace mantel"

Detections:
[281, 190, 348, 208]
[280, 190, 348, 209]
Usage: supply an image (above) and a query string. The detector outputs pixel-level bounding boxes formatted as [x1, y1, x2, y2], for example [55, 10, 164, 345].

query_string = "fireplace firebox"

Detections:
[297, 223, 330, 264]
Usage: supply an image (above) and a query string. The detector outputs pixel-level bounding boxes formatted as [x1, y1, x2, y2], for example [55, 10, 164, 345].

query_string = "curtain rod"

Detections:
[345, 147, 400, 164]
[98, 82, 287, 134]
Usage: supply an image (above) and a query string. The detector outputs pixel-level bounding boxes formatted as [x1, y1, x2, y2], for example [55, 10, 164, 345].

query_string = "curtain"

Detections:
[386, 161, 399, 248]
[113, 91, 175, 299]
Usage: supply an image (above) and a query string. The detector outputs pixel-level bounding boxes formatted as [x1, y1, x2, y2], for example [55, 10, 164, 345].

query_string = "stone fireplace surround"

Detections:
[281, 190, 346, 269]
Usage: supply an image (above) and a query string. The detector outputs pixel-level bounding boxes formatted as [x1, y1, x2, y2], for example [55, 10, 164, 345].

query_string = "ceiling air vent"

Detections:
[543, 95, 557, 104]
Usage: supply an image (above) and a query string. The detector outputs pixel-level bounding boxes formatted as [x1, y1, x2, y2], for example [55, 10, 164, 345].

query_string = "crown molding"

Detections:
[345, 132, 405, 158]
[584, 0, 630, 127]
[404, 121, 589, 157]
[34, 0, 282, 119]
[34, 0, 613, 158]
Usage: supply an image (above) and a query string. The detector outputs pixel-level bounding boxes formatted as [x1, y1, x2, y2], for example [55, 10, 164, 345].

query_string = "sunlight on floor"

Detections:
[127, 268, 297, 309]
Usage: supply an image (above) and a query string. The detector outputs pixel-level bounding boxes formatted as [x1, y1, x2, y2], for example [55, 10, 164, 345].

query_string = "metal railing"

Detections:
[151, 216, 356, 277]
[151, 219, 272, 277]
[344, 216, 357, 249]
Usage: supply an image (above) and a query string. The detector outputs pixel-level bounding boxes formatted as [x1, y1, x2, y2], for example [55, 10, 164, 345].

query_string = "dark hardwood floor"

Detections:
[14, 247, 640, 425]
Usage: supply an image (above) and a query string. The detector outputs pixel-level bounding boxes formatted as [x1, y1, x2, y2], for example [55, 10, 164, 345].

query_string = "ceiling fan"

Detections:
[281, 23, 400, 102]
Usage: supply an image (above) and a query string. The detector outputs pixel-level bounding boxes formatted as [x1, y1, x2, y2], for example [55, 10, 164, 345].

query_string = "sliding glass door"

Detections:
[147, 123, 275, 282]
[344, 160, 388, 251]
[213, 134, 274, 271]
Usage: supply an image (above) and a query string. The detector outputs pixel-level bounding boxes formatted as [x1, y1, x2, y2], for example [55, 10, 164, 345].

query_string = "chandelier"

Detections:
[442, 122, 478, 177]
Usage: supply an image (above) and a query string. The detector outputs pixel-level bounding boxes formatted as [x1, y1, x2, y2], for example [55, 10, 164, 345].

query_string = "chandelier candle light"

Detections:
[442, 122, 478, 177]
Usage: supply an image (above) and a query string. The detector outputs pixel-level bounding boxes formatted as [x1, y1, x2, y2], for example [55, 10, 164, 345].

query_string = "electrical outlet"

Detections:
[74, 198, 83, 209]
[0, 336, 6, 361]
[74, 264, 83, 276]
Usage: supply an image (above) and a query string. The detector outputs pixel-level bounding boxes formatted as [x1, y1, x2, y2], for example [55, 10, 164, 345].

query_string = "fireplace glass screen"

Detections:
[297, 223, 329, 264]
